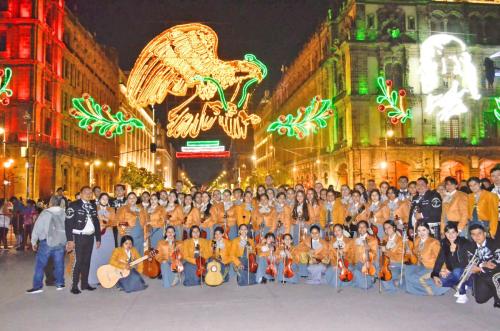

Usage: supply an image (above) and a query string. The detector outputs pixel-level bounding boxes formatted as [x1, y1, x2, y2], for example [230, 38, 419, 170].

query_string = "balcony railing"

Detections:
[378, 137, 416, 146]
[440, 138, 469, 146]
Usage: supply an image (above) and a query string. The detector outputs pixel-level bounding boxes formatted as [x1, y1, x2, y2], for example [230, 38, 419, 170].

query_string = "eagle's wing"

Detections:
[126, 23, 219, 108]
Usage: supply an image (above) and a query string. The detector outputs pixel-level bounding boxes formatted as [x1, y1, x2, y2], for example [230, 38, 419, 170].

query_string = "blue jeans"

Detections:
[33, 240, 65, 289]
[441, 267, 469, 295]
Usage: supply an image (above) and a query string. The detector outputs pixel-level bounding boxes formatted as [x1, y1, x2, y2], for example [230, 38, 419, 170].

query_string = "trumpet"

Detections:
[455, 250, 479, 296]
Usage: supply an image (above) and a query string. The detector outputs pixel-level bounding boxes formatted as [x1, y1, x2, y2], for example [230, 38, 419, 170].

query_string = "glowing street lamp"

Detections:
[380, 161, 388, 169]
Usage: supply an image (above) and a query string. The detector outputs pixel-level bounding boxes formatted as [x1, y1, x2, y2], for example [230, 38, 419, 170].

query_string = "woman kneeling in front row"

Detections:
[108, 235, 148, 293]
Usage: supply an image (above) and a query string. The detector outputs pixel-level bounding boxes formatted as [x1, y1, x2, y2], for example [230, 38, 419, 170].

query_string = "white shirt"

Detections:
[312, 238, 321, 250]
[81, 214, 95, 235]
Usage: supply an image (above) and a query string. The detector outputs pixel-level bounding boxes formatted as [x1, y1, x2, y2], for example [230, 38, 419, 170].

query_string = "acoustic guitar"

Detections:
[97, 249, 158, 288]
[205, 241, 224, 286]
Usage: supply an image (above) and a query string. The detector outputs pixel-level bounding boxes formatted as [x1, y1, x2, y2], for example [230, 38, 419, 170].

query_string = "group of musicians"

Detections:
[63, 168, 500, 308]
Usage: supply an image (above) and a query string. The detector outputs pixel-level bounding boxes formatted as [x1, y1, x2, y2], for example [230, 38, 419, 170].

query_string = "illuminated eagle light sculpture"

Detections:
[126, 23, 267, 139]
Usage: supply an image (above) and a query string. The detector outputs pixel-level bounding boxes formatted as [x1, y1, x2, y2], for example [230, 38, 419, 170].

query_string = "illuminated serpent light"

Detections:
[420, 34, 480, 121]
[126, 23, 267, 139]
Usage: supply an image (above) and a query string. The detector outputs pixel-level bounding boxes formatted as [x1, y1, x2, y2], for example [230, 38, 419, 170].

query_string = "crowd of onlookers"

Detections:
[0, 187, 68, 251]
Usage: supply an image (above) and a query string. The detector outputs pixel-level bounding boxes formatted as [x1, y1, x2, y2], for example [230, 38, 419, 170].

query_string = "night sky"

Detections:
[68, 0, 332, 184]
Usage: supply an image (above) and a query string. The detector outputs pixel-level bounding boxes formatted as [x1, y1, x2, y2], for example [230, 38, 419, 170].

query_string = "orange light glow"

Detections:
[126, 23, 266, 139]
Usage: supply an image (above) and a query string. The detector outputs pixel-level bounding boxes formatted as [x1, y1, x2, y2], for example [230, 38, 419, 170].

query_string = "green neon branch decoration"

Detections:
[494, 97, 500, 121]
[237, 54, 268, 108]
[69, 93, 145, 139]
[195, 75, 229, 111]
[267, 96, 334, 140]
[376, 76, 412, 124]
[0, 67, 13, 106]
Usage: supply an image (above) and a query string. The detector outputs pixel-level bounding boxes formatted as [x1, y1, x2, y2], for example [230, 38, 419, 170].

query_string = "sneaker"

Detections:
[26, 288, 43, 294]
[456, 294, 468, 304]
[56, 285, 65, 291]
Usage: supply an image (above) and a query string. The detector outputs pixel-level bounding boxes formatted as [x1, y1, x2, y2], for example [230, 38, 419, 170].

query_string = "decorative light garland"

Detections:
[176, 140, 229, 159]
[126, 23, 267, 140]
[176, 151, 230, 159]
[267, 96, 334, 140]
[0, 67, 13, 106]
[376, 76, 412, 125]
[69, 93, 145, 139]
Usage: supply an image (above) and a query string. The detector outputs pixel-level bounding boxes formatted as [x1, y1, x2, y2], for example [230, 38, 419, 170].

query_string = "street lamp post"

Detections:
[3, 159, 13, 199]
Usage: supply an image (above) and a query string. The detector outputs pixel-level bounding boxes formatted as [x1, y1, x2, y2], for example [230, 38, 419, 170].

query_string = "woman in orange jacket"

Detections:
[255, 232, 278, 283]
[199, 192, 219, 240]
[210, 226, 233, 282]
[296, 225, 330, 284]
[325, 223, 355, 289]
[386, 187, 410, 227]
[221, 189, 237, 239]
[291, 190, 309, 245]
[404, 222, 448, 296]
[89, 193, 116, 286]
[380, 220, 405, 293]
[183, 194, 201, 238]
[146, 193, 167, 249]
[181, 225, 211, 286]
[276, 233, 300, 284]
[115, 192, 148, 255]
[155, 225, 183, 288]
[357, 189, 390, 240]
[108, 235, 147, 293]
[306, 188, 321, 229]
[351, 221, 378, 290]
[229, 223, 258, 286]
[275, 192, 293, 235]
[164, 191, 184, 241]
[234, 191, 254, 228]
[251, 193, 277, 242]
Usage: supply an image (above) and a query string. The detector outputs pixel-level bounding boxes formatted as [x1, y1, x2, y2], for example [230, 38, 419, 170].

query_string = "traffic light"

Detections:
[150, 143, 157, 153]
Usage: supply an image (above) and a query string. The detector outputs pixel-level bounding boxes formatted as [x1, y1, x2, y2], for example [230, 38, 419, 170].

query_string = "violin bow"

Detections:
[335, 248, 339, 291]
[378, 244, 382, 294]
[400, 230, 405, 287]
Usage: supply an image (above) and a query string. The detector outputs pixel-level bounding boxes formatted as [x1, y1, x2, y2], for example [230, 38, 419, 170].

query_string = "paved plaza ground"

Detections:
[0, 249, 499, 331]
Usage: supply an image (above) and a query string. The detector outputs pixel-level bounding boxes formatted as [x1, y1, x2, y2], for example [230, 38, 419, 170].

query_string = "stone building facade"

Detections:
[254, 0, 500, 189]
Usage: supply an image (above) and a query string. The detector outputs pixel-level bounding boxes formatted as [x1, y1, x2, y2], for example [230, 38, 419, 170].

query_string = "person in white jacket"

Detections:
[0, 199, 10, 249]
[26, 204, 67, 294]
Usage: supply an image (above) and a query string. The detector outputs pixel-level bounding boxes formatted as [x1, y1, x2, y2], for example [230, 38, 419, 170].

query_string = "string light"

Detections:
[420, 34, 480, 121]
[0, 67, 13, 106]
[126, 23, 267, 139]
[376, 77, 412, 124]
[267, 96, 334, 140]
[69, 93, 145, 139]
[207, 170, 227, 190]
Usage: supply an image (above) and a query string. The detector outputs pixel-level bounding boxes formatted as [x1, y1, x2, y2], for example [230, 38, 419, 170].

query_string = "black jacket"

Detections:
[465, 238, 500, 275]
[431, 237, 470, 278]
[65, 199, 101, 242]
[409, 190, 442, 227]
[111, 197, 126, 211]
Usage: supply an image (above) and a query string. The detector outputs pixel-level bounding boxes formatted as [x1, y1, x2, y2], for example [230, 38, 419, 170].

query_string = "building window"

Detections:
[45, 80, 52, 101]
[443, 116, 460, 139]
[408, 16, 416, 30]
[367, 14, 375, 29]
[45, 118, 52, 135]
[63, 124, 69, 141]
[0, 31, 6, 52]
[447, 15, 463, 35]
[46, 43, 52, 65]
[0, 1, 8, 12]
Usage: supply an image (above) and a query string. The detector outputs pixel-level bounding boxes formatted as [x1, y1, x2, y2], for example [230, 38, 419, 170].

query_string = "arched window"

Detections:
[447, 15, 463, 35]
[431, 15, 445, 34]
[469, 15, 483, 43]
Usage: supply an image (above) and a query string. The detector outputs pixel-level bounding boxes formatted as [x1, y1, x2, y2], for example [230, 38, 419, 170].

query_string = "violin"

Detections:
[170, 242, 184, 273]
[222, 211, 230, 240]
[247, 240, 258, 273]
[283, 244, 295, 279]
[361, 239, 376, 276]
[337, 251, 353, 282]
[265, 243, 278, 278]
[402, 225, 417, 265]
[255, 222, 265, 244]
[194, 244, 206, 278]
[379, 241, 392, 281]
[143, 238, 161, 278]
[368, 211, 379, 239]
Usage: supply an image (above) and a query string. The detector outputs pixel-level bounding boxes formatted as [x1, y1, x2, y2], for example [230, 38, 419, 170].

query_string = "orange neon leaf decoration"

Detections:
[126, 23, 267, 139]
